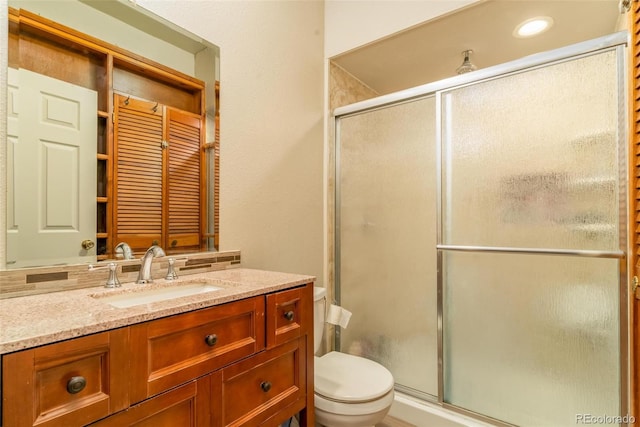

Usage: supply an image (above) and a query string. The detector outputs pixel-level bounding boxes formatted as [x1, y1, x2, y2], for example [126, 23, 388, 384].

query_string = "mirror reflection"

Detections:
[5, 0, 220, 269]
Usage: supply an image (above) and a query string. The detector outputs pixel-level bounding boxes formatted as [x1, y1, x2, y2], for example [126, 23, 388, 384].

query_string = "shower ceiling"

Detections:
[331, 0, 621, 95]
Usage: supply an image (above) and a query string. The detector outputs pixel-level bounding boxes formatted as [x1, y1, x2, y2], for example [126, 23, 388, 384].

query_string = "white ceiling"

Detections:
[332, 0, 622, 95]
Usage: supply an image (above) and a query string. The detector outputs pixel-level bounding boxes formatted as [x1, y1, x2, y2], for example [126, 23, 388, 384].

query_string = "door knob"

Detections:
[81, 240, 95, 250]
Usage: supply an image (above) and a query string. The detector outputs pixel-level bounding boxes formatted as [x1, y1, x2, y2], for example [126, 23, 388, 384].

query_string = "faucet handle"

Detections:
[165, 258, 179, 281]
[105, 263, 121, 288]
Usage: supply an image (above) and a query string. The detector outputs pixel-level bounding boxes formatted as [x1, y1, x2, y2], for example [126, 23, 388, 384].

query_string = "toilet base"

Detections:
[315, 405, 390, 427]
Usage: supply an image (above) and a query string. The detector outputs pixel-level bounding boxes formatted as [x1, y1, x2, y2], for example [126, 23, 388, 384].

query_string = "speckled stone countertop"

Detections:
[0, 268, 316, 355]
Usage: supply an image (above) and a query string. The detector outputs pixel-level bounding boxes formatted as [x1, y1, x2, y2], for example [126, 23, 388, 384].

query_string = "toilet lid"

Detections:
[315, 352, 394, 403]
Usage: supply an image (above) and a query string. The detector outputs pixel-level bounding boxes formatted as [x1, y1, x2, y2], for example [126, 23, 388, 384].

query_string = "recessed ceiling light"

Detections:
[513, 16, 554, 38]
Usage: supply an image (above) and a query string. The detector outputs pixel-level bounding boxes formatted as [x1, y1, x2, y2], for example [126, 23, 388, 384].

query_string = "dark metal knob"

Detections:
[67, 376, 87, 394]
[171, 239, 178, 247]
[284, 311, 294, 321]
[260, 381, 272, 392]
[205, 334, 218, 346]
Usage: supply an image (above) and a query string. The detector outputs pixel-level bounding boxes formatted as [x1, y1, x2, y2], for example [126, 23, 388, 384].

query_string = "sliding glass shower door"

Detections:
[337, 96, 439, 397]
[335, 33, 628, 426]
[439, 48, 624, 425]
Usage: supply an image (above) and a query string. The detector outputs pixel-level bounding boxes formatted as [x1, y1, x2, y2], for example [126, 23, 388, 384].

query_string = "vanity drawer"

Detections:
[129, 296, 265, 403]
[2, 329, 129, 427]
[219, 336, 306, 427]
[88, 379, 210, 427]
[266, 283, 313, 348]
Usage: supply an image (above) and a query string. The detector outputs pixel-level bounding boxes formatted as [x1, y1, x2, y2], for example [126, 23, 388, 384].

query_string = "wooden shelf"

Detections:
[98, 110, 109, 118]
[97, 197, 108, 203]
[97, 153, 109, 161]
[97, 233, 108, 239]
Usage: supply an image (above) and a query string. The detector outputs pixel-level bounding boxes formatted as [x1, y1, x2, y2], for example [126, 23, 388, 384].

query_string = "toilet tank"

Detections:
[313, 287, 327, 354]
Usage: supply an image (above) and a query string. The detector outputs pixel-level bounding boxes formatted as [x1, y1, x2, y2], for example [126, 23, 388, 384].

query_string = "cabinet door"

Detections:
[129, 296, 265, 403]
[217, 337, 306, 427]
[113, 94, 164, 254]
[266, 284, 313, 349]
[88, 379, 210, 427]
[2, 329, 129, 427]
[165, 108, 203, 254]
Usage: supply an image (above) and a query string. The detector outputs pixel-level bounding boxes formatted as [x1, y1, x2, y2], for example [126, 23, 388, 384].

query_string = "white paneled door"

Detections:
[7, 68, 97, 268]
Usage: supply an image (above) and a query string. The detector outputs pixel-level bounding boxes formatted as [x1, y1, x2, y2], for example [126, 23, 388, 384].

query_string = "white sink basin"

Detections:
[95, 282, 223, 308]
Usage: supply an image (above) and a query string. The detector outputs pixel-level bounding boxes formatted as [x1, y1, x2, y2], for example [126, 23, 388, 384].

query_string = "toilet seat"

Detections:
[315, 352, 394, 404]
[315, 388, 394, 416]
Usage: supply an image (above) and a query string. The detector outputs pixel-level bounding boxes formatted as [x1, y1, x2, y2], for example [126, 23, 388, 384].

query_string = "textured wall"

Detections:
[324, 0, 477, 57]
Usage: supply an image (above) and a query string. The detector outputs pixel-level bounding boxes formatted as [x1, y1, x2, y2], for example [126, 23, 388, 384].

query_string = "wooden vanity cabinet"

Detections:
[129, 296, 265, 404]
[2, 329, 129, 427]
[88, 380, 211, 427]
[218, 337, 307, 427]
[1, 283, 314, 427]
[266, 286, 312, 349]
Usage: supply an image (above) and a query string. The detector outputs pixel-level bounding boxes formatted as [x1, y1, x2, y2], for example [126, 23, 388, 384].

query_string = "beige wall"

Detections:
[324, 0, 478, 58]
[138, 0, 325, 284]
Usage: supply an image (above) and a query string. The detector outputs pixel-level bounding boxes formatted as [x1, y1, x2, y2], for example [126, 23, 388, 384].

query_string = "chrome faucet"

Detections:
[136, 245, 166, 284]
[114, 242, 135, 260]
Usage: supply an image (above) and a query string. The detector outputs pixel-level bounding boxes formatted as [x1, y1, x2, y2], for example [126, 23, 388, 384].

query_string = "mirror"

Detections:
[3, 0, 220, 269]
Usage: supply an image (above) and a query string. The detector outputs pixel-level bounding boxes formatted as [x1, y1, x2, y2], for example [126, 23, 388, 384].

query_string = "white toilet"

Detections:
[313, 287, 394, 427]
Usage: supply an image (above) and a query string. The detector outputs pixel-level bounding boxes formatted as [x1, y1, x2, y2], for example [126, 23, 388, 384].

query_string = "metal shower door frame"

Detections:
[334, 31, 630, 426]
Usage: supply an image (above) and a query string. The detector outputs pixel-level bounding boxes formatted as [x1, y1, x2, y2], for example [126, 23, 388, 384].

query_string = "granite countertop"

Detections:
[0, 268, 316, 355]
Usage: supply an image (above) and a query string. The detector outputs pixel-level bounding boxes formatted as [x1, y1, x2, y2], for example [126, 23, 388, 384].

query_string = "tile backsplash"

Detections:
[0, 250, 241, 299]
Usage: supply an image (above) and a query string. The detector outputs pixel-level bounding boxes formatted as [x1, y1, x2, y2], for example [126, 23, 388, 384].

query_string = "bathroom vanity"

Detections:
[0, 268, 315, 427]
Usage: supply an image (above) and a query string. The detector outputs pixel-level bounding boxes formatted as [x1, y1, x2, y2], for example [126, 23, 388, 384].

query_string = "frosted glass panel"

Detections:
[443, 251, 620, 426]
[442, 50, 620, 251]
[339, 96, 438, 396]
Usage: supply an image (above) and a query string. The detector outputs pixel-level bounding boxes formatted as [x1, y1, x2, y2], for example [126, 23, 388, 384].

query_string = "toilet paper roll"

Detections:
[326, 304, 352, 329]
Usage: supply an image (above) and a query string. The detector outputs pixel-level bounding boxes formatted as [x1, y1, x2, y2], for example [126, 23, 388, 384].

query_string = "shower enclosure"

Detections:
[334, 33, 629, 426]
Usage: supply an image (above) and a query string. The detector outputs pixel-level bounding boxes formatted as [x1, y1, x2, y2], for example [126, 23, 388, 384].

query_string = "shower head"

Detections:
[456, 49, 477, 75]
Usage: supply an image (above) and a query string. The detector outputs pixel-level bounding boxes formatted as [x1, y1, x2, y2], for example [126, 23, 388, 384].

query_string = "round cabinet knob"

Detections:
[171, 239, 178, 247]
[260, 381, 272, 392]
[81, 240, 95, 250]
[67, 376, 87, 394]
[204, 334, 218, 346]
[284, 311, 295, 321]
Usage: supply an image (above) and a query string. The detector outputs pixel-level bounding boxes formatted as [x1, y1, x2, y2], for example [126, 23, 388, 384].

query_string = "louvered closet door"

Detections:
[166, 108, 203, 253]
[114, 95, 164, 253]
[631, 3, 640, 419]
